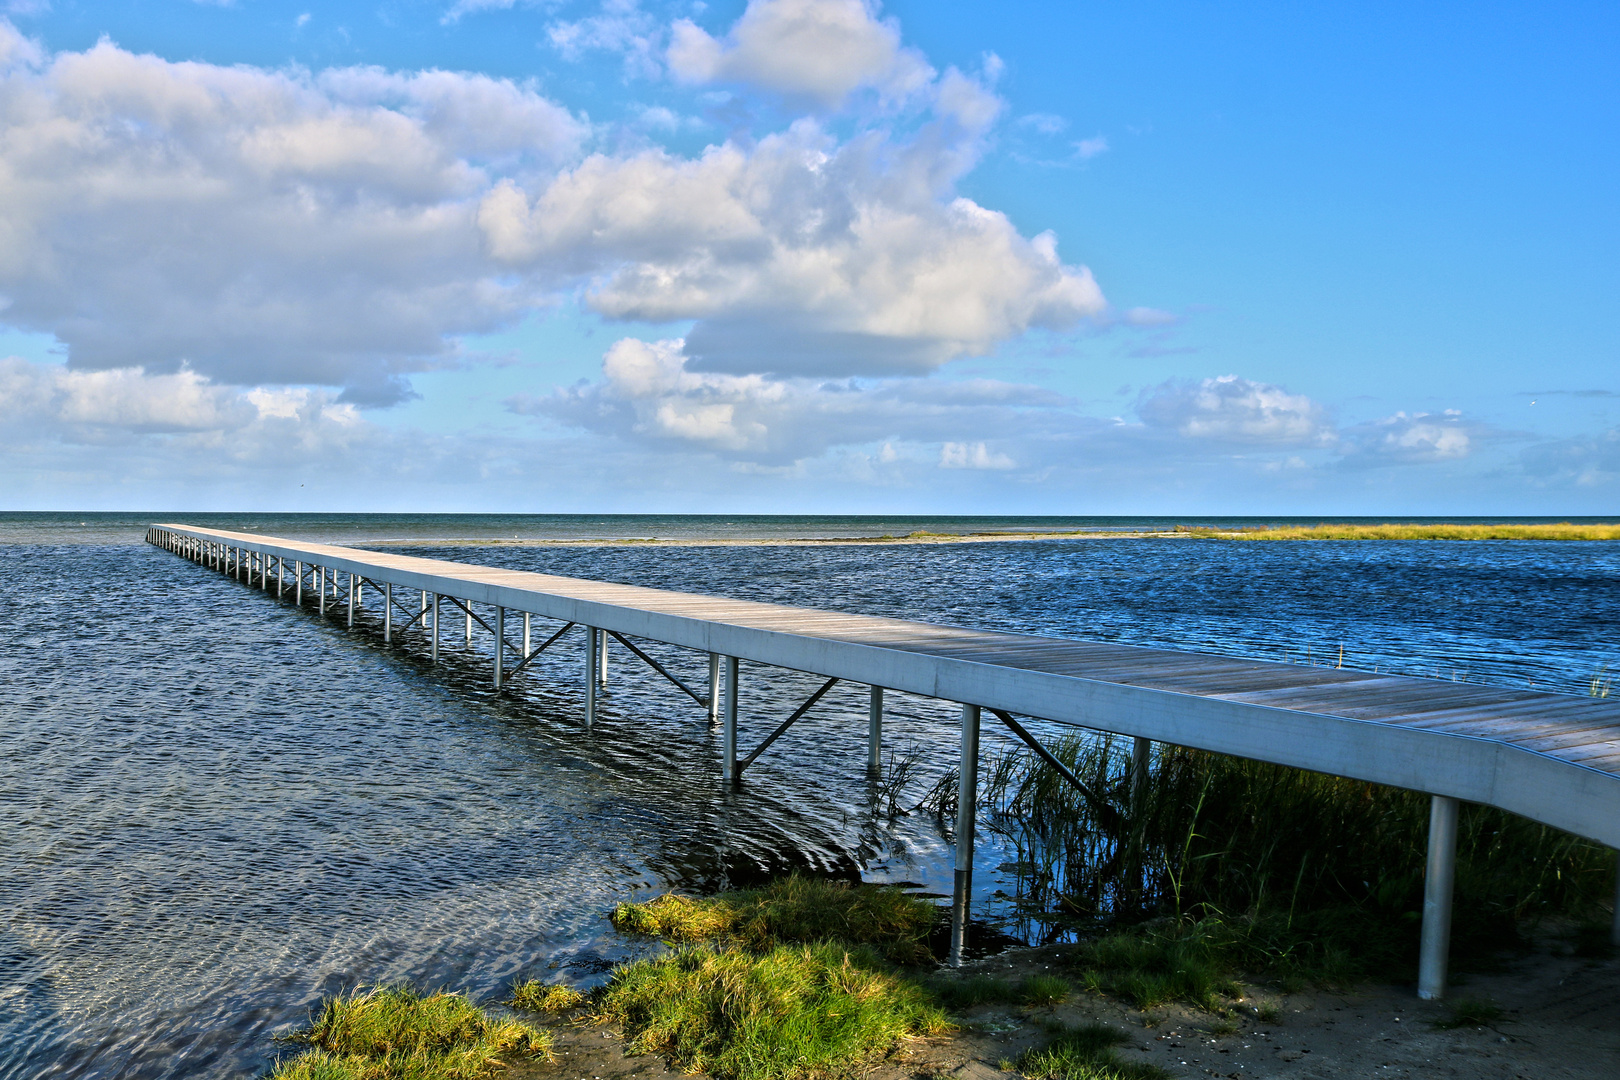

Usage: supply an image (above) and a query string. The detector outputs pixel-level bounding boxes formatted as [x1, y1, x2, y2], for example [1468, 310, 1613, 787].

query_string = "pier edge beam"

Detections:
[722, 656, 739, 784]
[867, 686, 884, 774]
[1418, 794, 1460, 1000]
[585, 626, 599, 728]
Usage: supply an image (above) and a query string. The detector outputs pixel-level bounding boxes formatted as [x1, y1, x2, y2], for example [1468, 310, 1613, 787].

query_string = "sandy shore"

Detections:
[511, 937, 1620, 1080]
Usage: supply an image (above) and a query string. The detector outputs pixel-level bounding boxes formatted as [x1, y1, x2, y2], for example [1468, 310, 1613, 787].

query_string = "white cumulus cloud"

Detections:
[1136, 375, 1333, 446]
[667, 0, 933, 109]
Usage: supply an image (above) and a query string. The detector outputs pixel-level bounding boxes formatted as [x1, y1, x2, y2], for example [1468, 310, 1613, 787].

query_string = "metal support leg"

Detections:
[585, 627, 598, 728]
[523, 613, 531, 657]
[295, 561, 302, 604]
[432, 595, 440, 662]
[347, 573, 355, 628]
[951, 703, 982, 967]
[494, 606, 504, 690]
[868, 686, 884, 774]
[384, 583, 392, 642]
[1418, 795, 1460, 1000]
[319, 567, 326, 615]
[277, 557, 283, 597]
[465, 609, 472, 646]
[598, 629, 609, 686]
[708, 653, 721, 724]
[722, 656, 739, 784]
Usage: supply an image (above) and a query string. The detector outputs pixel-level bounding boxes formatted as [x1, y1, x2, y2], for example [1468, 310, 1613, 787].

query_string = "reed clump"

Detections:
[611, 874, 939, 963]
[1173, 521, 1620, 541]
[941, 735, 1614, 1004]
[271, 986, 551, 1080]
[595, 942, 950, 1080]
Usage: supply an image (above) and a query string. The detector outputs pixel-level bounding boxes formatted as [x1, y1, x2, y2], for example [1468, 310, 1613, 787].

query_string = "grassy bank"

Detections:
[270, 986, 551, 1080]
[1173, 521, 1620, 540]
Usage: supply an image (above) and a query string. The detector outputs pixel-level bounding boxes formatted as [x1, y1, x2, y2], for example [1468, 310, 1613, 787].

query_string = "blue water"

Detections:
[1, 514, 1617, 1079]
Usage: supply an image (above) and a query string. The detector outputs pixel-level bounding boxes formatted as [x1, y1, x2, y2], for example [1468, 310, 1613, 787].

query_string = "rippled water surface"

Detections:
[2, 514, 1617, 1079]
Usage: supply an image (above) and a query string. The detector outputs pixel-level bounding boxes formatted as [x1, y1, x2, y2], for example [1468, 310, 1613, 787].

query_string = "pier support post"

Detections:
[384, 583, 392, 642]
[523, 613, 531, 658]
[347, 573, 355, 628]
[466, 609, 473, 647]
[494, 607, 504, 690]
[319, 567, 326, 615]
[295, 562, 302, 604]
[1418, 795, 1460, 1000]
[598, 629, 609, 686]
[708, 653, 721, 724]
[950, 703, 982, 967]
[432, 595, 440, 662]
[722, 656, 739, 784]
[585, 627, 599, 728]
[867, 686, 884, 774]
[277, 557, 283, 597]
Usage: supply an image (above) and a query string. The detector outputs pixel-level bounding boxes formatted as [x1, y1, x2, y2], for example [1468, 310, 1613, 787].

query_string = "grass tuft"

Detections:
[1019, 975, 1072, 1006]
[271, 986, 551, 1080]
[506, 980, 588, 1013]
[611, 874, 939, 963]
[1431, 997, 1506, 1030]
[595, 942, 950, 1080]
[1015, 1022, 1171, 1080]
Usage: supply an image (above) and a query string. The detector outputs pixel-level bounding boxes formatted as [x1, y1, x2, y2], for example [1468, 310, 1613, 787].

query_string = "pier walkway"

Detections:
[146, 524, 1620, 999]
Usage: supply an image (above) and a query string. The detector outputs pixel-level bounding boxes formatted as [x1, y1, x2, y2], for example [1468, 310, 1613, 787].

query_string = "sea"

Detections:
[2, 512, 1617, 1079]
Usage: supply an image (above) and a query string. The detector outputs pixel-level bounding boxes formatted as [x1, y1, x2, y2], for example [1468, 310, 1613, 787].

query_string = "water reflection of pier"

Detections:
[145, 524, 1620, 1000]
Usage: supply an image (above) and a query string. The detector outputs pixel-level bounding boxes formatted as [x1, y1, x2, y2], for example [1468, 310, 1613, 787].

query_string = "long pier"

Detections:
[146, 524, 1620, 998]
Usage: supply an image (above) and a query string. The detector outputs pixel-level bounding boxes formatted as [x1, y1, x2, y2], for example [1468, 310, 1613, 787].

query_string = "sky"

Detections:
[0, 0, 1615, 514]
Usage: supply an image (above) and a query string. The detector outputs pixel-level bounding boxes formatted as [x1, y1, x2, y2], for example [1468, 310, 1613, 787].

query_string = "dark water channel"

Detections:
[2, 533, 1617, 1078]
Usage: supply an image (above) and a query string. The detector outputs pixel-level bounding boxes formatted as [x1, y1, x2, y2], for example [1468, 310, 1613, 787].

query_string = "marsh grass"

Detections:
[937, 734, 1615, 1004]
[1015, 1022, 1171, 1080]
[611, 874, 939, 963]
[1173, 522, 1620, 541]
[595, 943, 950, 1080]
[271, 986, 550, 1080]
[505, 981, 588, 1013]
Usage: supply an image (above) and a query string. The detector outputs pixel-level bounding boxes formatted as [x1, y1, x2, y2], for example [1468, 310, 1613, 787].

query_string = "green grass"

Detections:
[611, 874, 939, 963]
[270, 986, 551, 1080]
[1015, 1022, 1170, 1080]
[1431, 997, 1506, 1030]
[929, 974, 1071, 1009]
[505, 980, 588, 1013]
[1173, 522, 1620, 541]
[595, 942, 951, 1080]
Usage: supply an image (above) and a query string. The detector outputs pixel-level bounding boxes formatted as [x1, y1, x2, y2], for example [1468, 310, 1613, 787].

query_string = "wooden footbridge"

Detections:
[146, 524, 1620, 998]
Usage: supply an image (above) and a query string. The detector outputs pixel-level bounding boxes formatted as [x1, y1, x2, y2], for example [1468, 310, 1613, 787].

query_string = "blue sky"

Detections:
[0, 0, 1615, 513]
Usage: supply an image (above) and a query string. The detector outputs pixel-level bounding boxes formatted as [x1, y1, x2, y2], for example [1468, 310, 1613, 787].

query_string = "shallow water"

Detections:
[2, 518, 1617, 1079]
